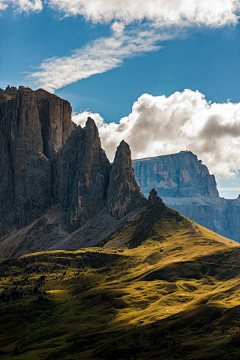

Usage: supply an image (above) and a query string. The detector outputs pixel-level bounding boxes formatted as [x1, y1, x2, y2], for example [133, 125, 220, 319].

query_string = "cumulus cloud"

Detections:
[28, 27, 170, 92]
[73, 90, 240, 178]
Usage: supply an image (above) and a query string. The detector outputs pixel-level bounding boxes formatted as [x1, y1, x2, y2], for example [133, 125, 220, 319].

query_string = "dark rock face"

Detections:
[0, 86, 74, 235]
[107, 141, 147, 218]
[133, 151, 219, 198]
[0, 86, 17, 95]
[55, 118, 111, 231]
[0, 85, 146, 244]
[34, 89, 75, 160]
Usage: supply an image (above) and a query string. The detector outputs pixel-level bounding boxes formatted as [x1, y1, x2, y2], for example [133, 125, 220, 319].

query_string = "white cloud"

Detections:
[73, 90, 240, 178]
[1, 0, 240, 27]
[3, 0, 240, 92]
[28, 27, 169, 92]
[18, 0, 239, 91]
[47, 0, 240, 27]
[0, 0, 42, 12]
[111, 22, 125, 35]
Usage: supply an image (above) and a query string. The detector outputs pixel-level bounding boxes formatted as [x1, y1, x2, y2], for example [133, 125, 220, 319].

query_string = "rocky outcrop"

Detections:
[0, 86, 17, 95]
[55, 118, 111, 231]
[133, 151, 219, 198]
[107, 141, 147, 218]
[0, 87, 147, 247]
[0, 86, 74, 235]
[148, 188, 164, 206]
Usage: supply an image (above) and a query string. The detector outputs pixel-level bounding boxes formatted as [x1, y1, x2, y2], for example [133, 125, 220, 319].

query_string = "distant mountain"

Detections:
[133, 153, 240, 242]
[133, 151, 219, 198]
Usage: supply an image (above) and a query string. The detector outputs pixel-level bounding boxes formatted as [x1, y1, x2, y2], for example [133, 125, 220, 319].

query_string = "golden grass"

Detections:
[1, 205, 240, 359]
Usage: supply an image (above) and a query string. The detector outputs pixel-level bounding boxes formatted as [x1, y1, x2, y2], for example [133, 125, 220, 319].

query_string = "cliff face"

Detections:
[55, 118, 111, 231]
[133, 152, 240, 242]
[0, 86, 74, 235]
[0, 87, 146, 242]
[133, 151, 219, 198]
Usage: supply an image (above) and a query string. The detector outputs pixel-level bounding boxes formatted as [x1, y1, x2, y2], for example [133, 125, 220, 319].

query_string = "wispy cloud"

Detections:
[3, 0, 240, 91]
[28, 27, 172, 92]
[0, 0, 42, 12]
[73, 90, 240, 178]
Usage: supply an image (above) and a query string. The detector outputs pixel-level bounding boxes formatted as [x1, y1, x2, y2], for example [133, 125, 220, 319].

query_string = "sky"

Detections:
[0, 0, 240, 198]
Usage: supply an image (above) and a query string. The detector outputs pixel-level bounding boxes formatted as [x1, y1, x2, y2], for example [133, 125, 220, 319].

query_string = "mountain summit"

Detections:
[0, 87, 146, 260]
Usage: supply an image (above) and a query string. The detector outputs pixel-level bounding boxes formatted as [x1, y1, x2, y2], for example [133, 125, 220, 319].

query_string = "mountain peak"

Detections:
[86, 116, 97, 129]
[107, 141, 147, 219]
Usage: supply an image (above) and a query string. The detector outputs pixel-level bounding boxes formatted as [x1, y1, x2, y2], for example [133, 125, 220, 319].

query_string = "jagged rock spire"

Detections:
[107, 140, 147, 219]
[56, 118, 111, 231]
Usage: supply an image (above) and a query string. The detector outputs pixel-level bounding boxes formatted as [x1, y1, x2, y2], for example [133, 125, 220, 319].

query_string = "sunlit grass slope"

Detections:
[1, 203, 240, 360]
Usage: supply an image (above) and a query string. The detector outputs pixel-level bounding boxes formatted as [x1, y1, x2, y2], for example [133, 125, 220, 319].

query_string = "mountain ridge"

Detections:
[0, 86, 147, 261]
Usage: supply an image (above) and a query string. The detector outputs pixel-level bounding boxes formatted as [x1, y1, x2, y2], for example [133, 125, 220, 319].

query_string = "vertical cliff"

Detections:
[0, 86, 74, 235]
[133, 151, 219, 198]
[55, 118, 111, 231]
[132, 152, 240, 242]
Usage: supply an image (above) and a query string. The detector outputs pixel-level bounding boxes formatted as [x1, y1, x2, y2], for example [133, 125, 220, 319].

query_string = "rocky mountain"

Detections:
[0, 86, 147, 261]
[0, 86, 75, 236]
[133, 152, 240, 242]
[133, 151, 219, 198]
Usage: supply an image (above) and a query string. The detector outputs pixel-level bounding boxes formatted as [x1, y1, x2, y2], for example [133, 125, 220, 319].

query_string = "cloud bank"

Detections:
[73, 90, 240, 178]
[48, 0, 240, 27]
[2, 0, 240, 27]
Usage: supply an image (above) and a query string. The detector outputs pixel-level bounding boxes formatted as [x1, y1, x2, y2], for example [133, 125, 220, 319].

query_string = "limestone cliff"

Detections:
[133, 152, 240, 242]
[55, 118, 111, 231]
[133, 151, 219, 198]
[0, 86, 74, 235]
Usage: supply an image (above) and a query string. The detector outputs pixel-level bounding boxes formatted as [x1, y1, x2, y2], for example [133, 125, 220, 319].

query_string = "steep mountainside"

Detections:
[133, 152, 240, 242]
[1, 198, 240, 360]
[0, 86, 146, 261]
[0, 86, 74, 235]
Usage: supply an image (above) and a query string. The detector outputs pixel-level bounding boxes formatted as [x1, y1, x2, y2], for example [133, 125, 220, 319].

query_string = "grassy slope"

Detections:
[1, 204, 240, 359]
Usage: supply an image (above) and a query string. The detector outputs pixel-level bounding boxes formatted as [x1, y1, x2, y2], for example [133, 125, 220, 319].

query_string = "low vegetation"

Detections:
[1, 205, 240, 359]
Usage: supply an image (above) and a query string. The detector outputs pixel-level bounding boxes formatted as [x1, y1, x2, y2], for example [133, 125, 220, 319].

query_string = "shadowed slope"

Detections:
[0, 202, 240, 360]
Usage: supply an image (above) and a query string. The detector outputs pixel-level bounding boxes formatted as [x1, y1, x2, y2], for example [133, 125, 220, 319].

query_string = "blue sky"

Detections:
[1, 0, 240, 198]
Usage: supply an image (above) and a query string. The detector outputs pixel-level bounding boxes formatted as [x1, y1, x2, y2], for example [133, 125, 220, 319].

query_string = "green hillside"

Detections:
[1, 203, 240, 360]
